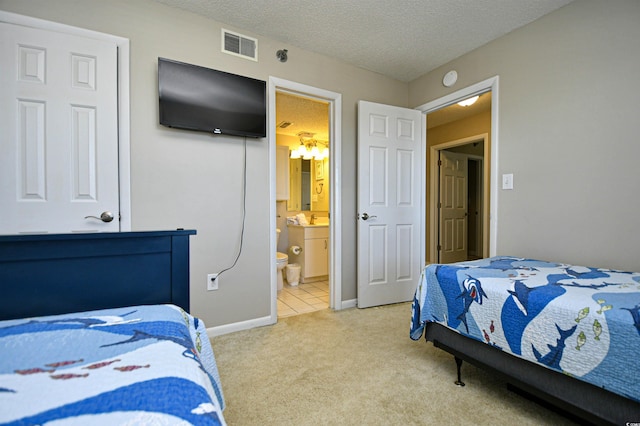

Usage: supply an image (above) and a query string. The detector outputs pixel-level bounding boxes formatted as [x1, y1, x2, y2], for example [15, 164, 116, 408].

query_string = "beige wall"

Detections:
[428, 111, 491, 148]
[0, 0, 408, 327]
[411, 0, 640, 271]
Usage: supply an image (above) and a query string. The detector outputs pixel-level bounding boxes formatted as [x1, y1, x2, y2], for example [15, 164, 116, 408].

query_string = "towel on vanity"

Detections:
[296, 213, 309, 225]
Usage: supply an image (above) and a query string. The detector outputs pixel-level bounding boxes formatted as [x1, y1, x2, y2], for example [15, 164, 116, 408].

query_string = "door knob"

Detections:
[84, 211, 114, 223]
[361, 213, 377, 221]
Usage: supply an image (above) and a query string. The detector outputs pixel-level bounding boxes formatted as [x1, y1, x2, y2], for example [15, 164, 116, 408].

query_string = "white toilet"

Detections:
[275, 229, 288, 291]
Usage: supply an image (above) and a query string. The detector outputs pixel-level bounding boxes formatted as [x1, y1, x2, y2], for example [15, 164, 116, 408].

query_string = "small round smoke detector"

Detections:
[442, 70, 457, 87]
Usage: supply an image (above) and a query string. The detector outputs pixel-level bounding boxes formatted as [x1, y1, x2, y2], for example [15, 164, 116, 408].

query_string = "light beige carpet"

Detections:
[211, 302, 578, 425]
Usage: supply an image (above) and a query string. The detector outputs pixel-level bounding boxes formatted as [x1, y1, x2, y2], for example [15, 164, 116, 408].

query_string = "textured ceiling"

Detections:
[276, 93, 330, 143]
[152, 0, 573, 82]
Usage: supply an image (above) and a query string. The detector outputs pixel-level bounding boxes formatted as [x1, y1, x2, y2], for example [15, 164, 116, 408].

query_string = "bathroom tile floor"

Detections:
[277, 280, 329, 318]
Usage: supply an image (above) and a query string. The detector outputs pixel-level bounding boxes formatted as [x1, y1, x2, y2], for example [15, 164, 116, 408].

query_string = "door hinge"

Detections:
[438, 160, 442, 166]
[437, 245, 442, 251]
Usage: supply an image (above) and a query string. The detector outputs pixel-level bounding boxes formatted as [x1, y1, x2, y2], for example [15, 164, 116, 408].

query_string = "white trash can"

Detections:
[286, 263, 301, 286]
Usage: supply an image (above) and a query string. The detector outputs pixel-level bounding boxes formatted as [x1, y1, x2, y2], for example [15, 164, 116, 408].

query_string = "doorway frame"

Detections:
[268, 77, 342, 322]
[0, 10, 131, 231]
[415, 75, 499, 261]
[432, 134, 488, 262]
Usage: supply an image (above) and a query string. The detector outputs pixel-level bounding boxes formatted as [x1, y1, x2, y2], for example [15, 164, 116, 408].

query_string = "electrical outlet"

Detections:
[207, 273, 219, 291]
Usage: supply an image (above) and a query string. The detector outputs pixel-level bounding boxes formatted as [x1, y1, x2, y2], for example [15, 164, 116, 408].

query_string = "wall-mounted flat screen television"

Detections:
[158, 58, 266, 138]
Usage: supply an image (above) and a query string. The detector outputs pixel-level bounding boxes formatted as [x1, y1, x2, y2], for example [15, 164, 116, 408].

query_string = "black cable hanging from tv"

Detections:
[217, 137, 247, 277]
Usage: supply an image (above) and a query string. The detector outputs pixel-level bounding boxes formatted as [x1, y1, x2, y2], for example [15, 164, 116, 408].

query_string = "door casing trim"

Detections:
[268, 77, 343, 322]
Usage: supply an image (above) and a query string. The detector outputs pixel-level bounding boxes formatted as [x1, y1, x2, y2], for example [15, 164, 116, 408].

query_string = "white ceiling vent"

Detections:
[222, 29, 258, 61]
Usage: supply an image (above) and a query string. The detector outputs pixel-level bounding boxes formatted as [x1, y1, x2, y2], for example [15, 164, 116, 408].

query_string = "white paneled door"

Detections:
[0, 22, 119, 234]
[439, 150, 468, 263]
[357, 101, 423, 308]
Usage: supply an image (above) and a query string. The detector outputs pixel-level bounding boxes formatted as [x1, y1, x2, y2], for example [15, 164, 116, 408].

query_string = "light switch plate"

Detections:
[502, 174, 514, 190]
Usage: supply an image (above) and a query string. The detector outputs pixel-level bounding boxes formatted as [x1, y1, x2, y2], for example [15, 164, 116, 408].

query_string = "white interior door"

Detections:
[0, 22, 119, 234]
[439, 150, 468, 263]
[357, 101, 423, 308]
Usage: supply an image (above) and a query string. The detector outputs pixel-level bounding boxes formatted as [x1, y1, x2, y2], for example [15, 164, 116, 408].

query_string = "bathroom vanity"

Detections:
[287, 224, 328, 283]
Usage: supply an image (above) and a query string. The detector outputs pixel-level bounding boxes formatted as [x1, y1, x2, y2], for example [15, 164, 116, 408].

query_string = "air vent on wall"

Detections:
[222, 29, 258, 61]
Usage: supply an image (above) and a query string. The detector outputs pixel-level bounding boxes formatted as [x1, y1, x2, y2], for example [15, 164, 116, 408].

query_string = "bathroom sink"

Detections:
[288, 223, 328, 228]
[310, 217, 330, 226]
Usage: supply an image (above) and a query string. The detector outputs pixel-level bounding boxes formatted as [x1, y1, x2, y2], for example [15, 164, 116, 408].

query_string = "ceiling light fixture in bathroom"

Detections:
[290, 132, 328, 160]
[457, 95, 479, 107]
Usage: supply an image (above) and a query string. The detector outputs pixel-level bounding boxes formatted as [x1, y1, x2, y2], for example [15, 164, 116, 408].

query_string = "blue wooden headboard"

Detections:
[0, 230, 196, 321]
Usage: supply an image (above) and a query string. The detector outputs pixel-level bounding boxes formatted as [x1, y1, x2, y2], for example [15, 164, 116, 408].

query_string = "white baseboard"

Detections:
[341, 298, 357, 309]
[207, 315, 275, 338]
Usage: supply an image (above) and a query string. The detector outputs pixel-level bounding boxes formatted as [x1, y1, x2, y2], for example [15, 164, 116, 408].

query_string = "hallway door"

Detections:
[357, 100, 423, 308]
[438, 150, 468, 263]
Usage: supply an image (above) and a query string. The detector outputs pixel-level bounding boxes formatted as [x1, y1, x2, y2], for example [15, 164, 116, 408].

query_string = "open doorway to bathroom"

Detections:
[275, 91, 331, 318]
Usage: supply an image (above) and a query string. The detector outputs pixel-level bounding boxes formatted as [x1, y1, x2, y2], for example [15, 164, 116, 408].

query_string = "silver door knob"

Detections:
[361, 213, 377, 221]
[84, 211, 114, 222]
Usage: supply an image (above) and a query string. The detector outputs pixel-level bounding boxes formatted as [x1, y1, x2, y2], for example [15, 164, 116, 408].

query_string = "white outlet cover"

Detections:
[207, 273, 219, 290]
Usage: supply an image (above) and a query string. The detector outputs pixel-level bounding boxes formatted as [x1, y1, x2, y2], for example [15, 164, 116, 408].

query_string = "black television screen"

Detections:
[158, 58, 266, 138]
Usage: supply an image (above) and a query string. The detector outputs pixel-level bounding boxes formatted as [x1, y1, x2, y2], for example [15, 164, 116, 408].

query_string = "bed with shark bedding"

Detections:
[0, 304, 226, 425]
[0, 230, 227, 425]
[410, 256, 640, 425]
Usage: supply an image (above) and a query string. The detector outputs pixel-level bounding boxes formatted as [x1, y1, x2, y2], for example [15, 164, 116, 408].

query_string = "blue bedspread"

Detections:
[410, 256, 640, 402]
[0, 304, 226, 425]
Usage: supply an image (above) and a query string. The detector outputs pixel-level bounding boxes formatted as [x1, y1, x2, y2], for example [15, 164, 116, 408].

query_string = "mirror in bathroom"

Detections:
[288, 157, 329, 213]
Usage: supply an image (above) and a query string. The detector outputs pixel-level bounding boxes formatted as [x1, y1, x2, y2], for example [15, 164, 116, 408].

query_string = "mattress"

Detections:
[0, 304, 226, 425]
[410, 256, 640, 403]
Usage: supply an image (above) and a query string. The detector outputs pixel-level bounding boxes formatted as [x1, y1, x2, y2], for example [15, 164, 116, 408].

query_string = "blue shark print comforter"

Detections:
[0, 304, 226, 425]
[410, 256, 640, 403]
